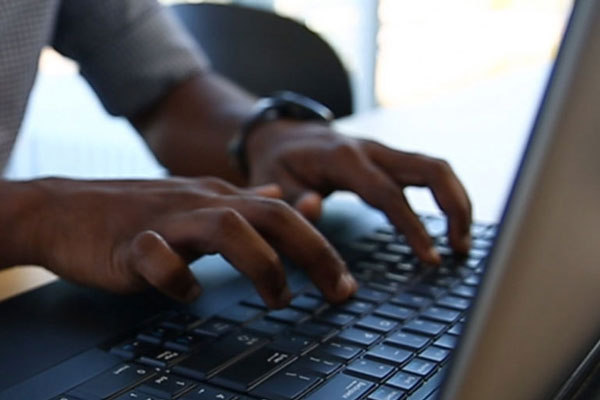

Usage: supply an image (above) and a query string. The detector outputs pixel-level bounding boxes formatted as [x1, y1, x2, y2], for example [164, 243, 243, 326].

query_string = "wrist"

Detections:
[0, 179, 50, 268]
[228, 91, 334, 178]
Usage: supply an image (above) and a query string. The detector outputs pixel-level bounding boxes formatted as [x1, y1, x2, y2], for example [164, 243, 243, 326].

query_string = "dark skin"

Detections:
[0, 70, 472, 308]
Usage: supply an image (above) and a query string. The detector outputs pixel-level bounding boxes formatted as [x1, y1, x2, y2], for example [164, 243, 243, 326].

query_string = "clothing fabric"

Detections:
[0, 0, 208, 171]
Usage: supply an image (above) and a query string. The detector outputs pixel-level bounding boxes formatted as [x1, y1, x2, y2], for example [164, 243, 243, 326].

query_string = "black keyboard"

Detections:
[57, 216, 496, 400]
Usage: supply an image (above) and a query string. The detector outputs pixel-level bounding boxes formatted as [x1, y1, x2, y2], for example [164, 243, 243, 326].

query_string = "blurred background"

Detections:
[5, 0, 572, 180]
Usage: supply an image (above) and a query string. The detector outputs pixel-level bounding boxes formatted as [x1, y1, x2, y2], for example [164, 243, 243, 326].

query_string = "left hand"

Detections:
[246, 120, 472, 264]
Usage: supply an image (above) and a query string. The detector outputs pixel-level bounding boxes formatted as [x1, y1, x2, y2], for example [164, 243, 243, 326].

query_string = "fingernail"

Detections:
[334, 272, 357, 299]
[185, 284, 202, 302]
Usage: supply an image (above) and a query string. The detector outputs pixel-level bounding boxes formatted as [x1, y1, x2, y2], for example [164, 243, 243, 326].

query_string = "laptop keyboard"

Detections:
[58, 216, 496, 400]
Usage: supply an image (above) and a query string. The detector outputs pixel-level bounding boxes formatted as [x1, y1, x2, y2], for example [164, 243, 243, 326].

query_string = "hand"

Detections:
[4, 177, 357, 307]
[247, 120, 472, 264]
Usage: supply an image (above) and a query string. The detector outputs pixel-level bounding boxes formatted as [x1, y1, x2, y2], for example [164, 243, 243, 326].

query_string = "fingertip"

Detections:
[329, 271, 357, 303]
[295, 192, 323, 222]
[183, 283, 203, 303]
[251, 183, 283, 199]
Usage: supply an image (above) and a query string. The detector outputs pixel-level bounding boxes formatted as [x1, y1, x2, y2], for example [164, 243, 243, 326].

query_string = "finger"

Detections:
[129, 230, 203, 303]
[224, 196, 357, 303]
[160, 208, 292, 309]
[295, 191, 323, 222]
[272, 168, 323, 221]
[247, 183, 284, 199]
[327, 144, 441, 264]
[365, 142, 472, 254]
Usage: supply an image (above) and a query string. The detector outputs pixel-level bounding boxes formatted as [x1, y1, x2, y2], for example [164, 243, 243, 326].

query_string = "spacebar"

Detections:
[408, 366, 446, 400]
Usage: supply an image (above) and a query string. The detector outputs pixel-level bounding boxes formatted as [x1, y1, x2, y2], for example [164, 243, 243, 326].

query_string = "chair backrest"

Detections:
[171, 3, 354, 118]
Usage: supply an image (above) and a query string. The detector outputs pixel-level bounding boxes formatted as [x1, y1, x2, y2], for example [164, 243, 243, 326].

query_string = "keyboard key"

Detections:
[384, 272, 412, 284]
[448, 323, 463, 336]
[270, 334, 316, 354]
[372, 252, 402, 264]
[180, 383, 237, 400]
[356, 315, 398, 333]
[402, 358, 436, 377]
[317, 341, 362, 361]
[114, 391, 165, 400]
[364, 232, 395, 243]
[348, 241, 379, 253]
[355, 261, 387, 273]
[137, 326, 178, 345]
[436, 296, 470, 311]
[367, 344, 412, 365]
[174, 330, 267, 380]
[251, 369, 321, 400]
[421, 307, 461, 323]
[451, 284, 477, 298]
[316, 310, 356, 327]
[290, 295, 324, 312]
[218, 304, 263, 324]
[463, 275, 480, 286]
[138, 374, 194, 398]
[420, 346, 450, 363]
[346, 358, 395, 380]
[246, 318, 287, 337]
[386, 243, 413, 255]
[69, 364, 155, 399]
[410, 285, 446, 299]
[267, 308, 310, 324]
[160, 312, 202, 331]
[386, 371, 421, 391]
[51, 396, 82, 400]
[193, 319, 235, 337]
[241, 294, 268, 309]
[407, 366, 447, 400]
[337, 327, 381, 347]
[110, 339, 159, 360]
[404, 319, 446, 336]
[337, 299, 376, 315]
[386, 332, 429, 351]
[374, 304, 414, 321]
[165, 333, 212, 352]
[390, 293, 431, 309]
[289, 354, 341, 377]
[434, 334, 458, 349]
[138, 349, 184, 368]
[211, 347, 293, 391]
[368, 385, 406, 400]
[293, 321, 338, 339]
[353, 287, 390, 303]
[304, 373, 373, 400]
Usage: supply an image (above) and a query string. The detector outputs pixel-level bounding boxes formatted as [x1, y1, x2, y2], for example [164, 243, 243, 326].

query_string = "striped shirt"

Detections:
[0, 0, 208, 172]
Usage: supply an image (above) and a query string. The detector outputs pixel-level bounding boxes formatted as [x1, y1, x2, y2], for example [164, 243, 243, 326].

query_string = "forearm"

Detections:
[0, 180, 45, 269]
[131, 70, 257, 185]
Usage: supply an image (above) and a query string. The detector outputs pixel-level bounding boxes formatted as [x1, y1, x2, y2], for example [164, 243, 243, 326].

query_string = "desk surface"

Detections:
[0, 64, 548, 302]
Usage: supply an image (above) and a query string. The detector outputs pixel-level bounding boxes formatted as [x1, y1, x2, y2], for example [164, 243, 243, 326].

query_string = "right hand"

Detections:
[4, 177, 357, 308]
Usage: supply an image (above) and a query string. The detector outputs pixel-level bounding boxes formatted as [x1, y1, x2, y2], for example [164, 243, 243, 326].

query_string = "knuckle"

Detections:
[333, 141, 361, 161]
[213, 207, 244, 229]
[259, 198, 295, 224]
[202, 177, 231, 192]
[429, 158, 452, 177]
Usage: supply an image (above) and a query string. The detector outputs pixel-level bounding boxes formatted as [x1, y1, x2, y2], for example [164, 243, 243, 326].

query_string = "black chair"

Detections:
[171, 3, 354, 118]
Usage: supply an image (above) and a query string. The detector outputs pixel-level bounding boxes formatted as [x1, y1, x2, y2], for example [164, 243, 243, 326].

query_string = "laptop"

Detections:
[1, 0, 599, 399]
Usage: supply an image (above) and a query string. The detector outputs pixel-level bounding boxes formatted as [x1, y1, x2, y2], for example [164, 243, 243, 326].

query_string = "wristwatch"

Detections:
[228, 91, 334, 177]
